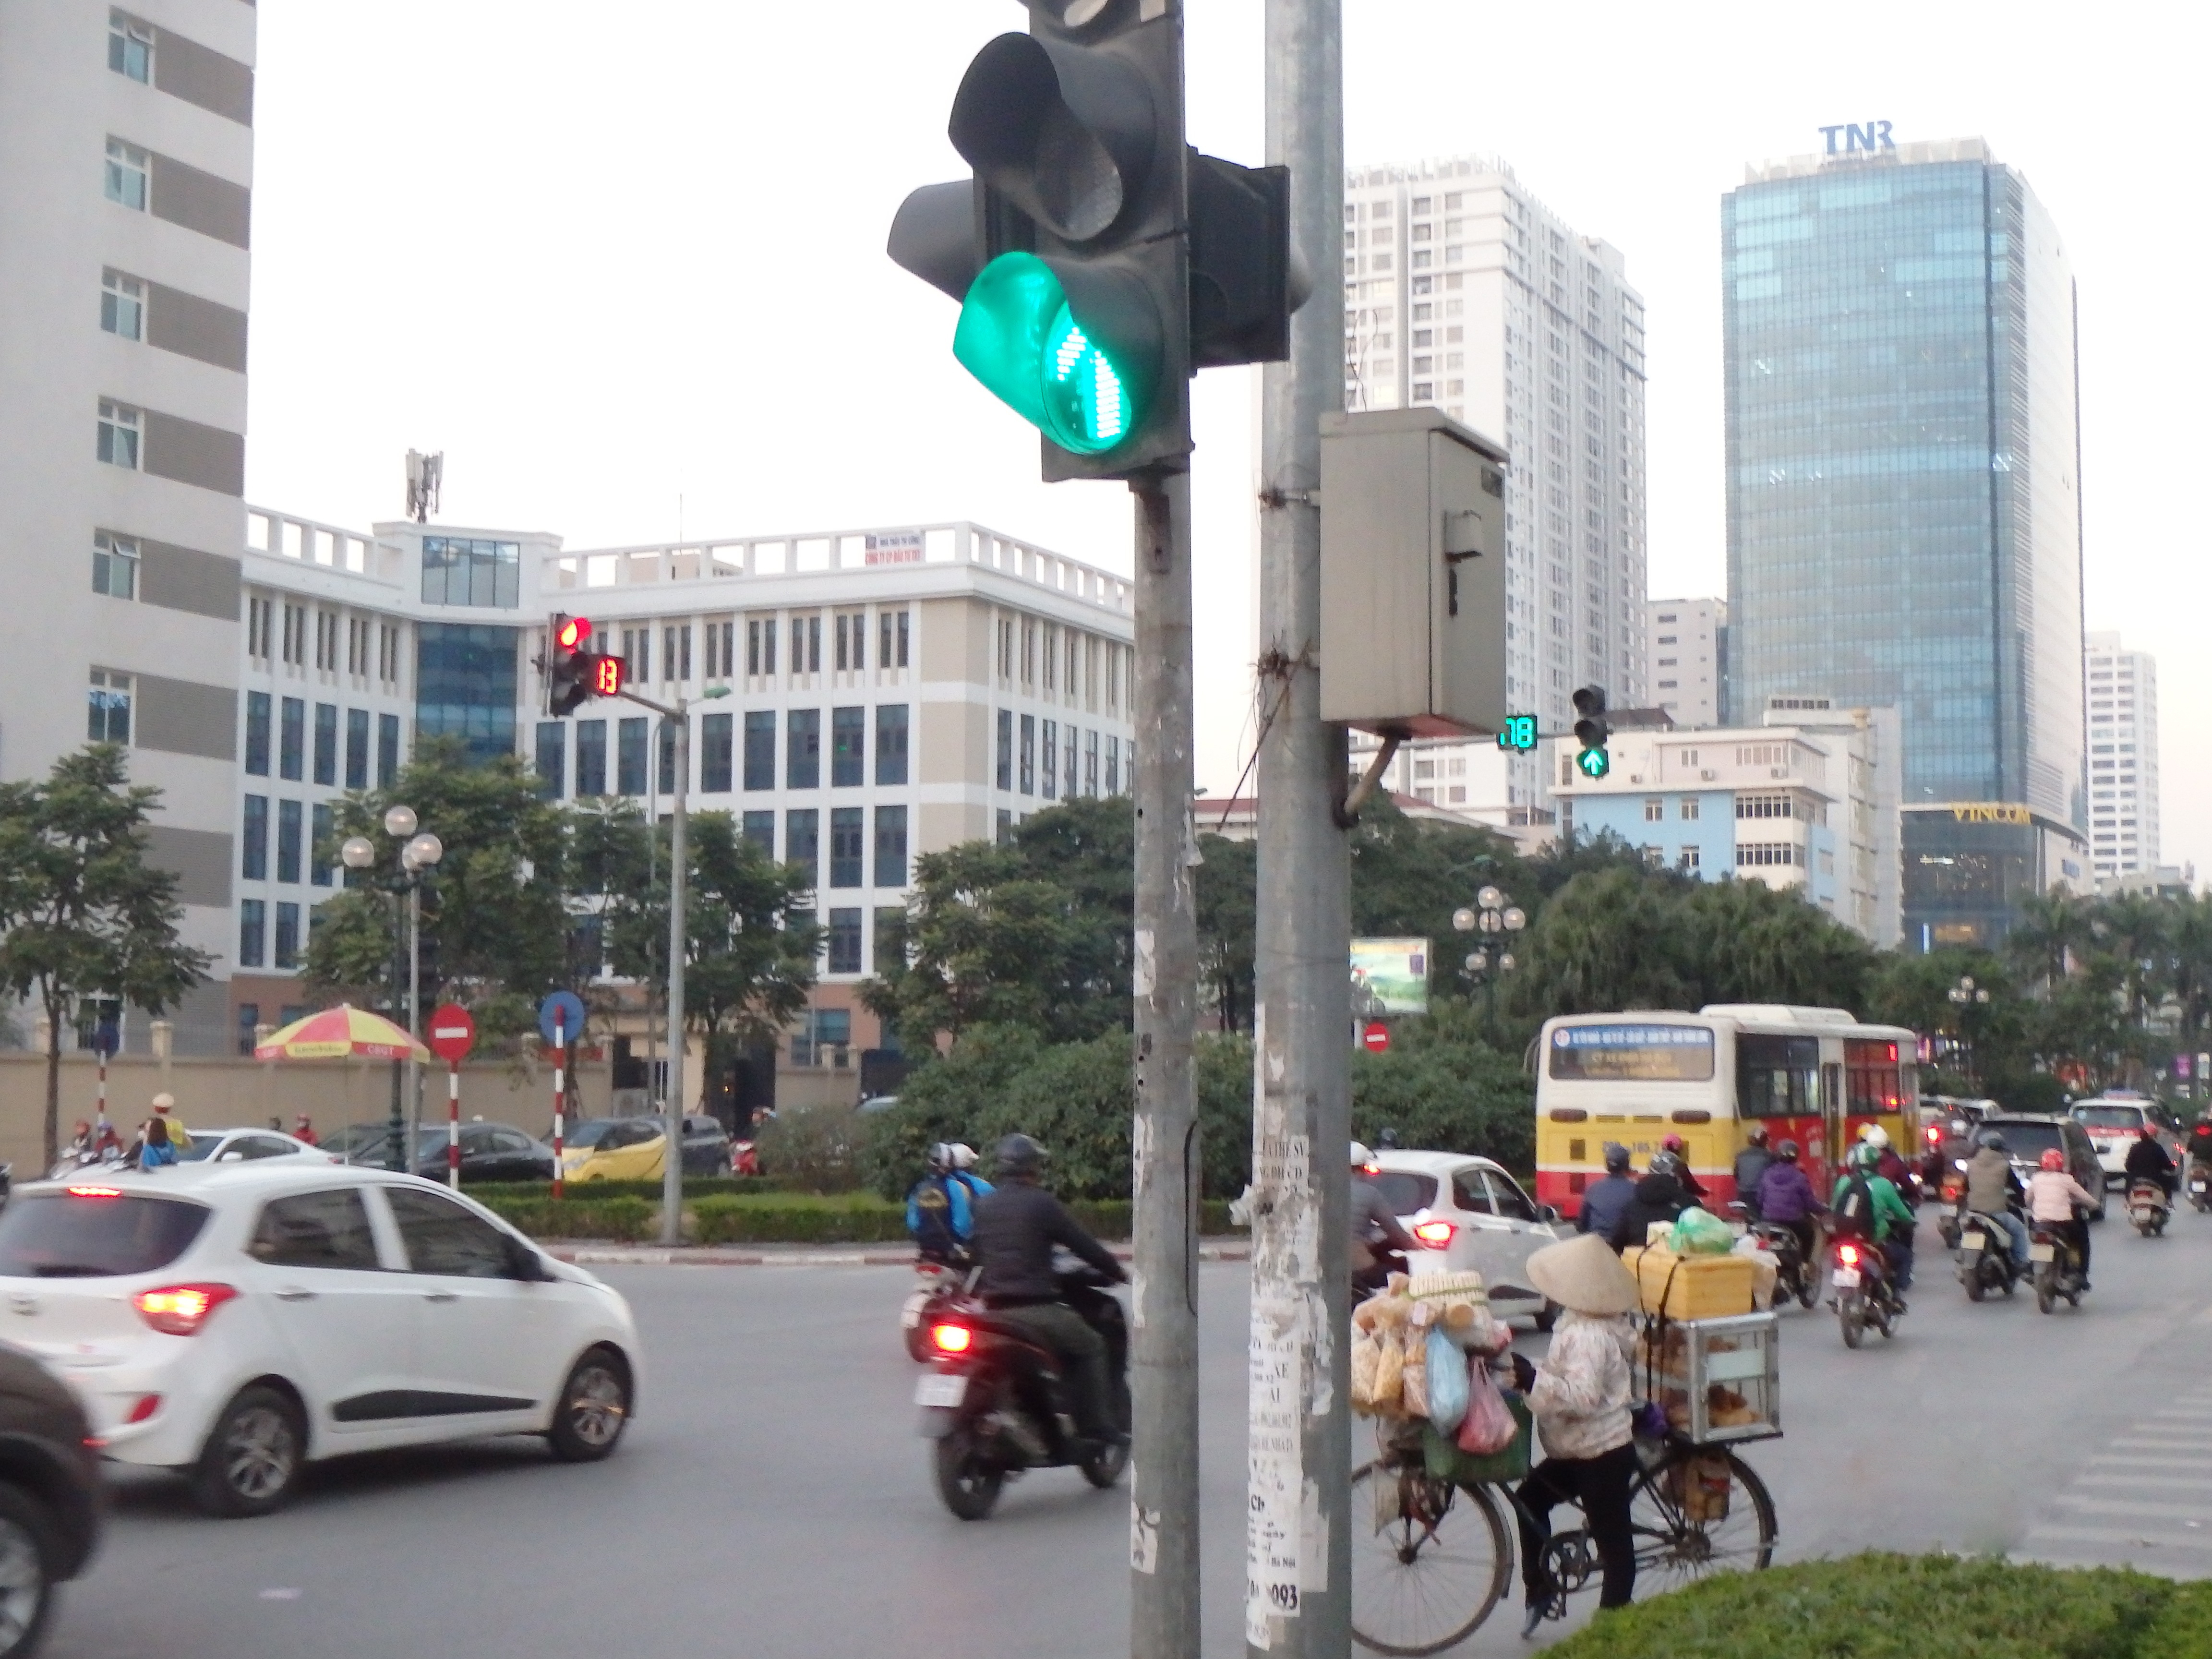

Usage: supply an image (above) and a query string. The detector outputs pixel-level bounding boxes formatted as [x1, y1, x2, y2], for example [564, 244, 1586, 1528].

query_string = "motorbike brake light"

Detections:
[1837, 1242, 1861, 1266]
[1414, 1220, 1455, 1246]
[133, 1283, 238, 1337]
[1925, 1128, 1942, 1144]
[930, 1323, 973, 1355]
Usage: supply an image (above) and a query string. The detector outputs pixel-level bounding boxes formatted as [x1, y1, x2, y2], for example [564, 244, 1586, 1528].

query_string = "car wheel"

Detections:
[548, 1347, 631, 1463]
[191, 1385, 305, 1518]
[0, 1485, 56, 1659]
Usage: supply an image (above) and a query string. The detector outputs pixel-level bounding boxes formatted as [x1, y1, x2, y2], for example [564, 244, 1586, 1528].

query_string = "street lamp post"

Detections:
[1452, 885, 1527, 1025]
[341, 805, 444, 1174]
[1947, 975, 1991, 1092]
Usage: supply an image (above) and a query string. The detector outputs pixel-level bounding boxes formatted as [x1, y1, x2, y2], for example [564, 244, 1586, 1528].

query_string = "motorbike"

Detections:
[2191, 1161, 2212, 1214]
[1955, 1210, 2022, 1301]
[2030, 1220, 2088, 1313]
[1731, 1205, 1816, 1310]
[900, 1251, 971, 1362]
[730, 1140, 760, 1177]
[2128, 1179, 2172, 1238]
[915, 1268, 1130, 1520]
[1829, 1234, 1902, 1348]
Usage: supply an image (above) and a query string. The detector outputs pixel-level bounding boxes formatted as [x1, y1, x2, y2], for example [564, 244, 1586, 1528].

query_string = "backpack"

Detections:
[908, 1176, 962, 1259]
[1831, 1175, 1876, 1239]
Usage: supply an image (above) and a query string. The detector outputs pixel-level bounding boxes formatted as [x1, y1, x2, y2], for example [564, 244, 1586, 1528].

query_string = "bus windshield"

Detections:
[1547, 1024, 1715, 1082]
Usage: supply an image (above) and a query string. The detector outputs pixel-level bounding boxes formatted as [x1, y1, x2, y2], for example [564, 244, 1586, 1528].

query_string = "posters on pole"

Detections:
[1349, 937, 1431, 1018]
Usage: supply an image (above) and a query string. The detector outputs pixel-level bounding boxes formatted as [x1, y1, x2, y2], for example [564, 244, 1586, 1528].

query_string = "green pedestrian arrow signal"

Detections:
[954, 253, 1160, 456]
[1575, 746, 1611, 780]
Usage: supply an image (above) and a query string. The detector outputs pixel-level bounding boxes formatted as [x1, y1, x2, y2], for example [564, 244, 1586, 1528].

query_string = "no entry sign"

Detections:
[1361, 1021, 1390, 1054]
[428, 1004, 476, 1064]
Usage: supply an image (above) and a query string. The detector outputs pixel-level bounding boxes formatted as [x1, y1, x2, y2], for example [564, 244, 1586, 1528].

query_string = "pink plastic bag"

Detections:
[1456, 1356, 1516, 1456]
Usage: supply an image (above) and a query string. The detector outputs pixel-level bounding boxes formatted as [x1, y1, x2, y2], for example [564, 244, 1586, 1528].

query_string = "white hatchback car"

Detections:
[2071, 1097, 2180, 1185]
[0, 1163, 641, 1516]
[1367, 1151, 1563, 1325]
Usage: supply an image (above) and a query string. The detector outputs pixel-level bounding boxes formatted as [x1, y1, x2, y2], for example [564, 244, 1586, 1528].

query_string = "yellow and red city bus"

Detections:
[1534, 1005, 1919, 1215]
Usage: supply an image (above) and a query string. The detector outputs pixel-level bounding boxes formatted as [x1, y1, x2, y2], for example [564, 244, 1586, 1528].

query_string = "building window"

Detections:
[1063, 724, 1078, 800]
[278, 697, 304, 780]
[657, 719, 679, 795]
[378, 624, 401, 685]
[830, 706, 865, 787]
[791, 614, 821, 674]
[415, 623, 519, 766]
[1019, 714, 1036, 795]
[875, 704, 909, 786]
[235, 1002, 259, 1058]
[996, 710, 1013, 790]
[1643, 798, 1662, 822]
[376, 713, 401, 786]
[1680, 797, 1699, 821]
[104, 138, 148, 210]
[746, 617, 777, 676]
[274, 902, 301, 970]
[248, 597, 274, 660]
[239, 900, 266, 969]
[880, 608, 911, 669]
[241, 795, 268, 880]
[826, 909, 863, 975]
[996, 808, 1013, 844]
[419, 537, 520, 608]
[1679, 846, 1701, 872]
[829, 807, 865, 888]
[1086, 730, 1099, 795]
[663, 624, 692, 683]
[743, 711, 775, 791]
[1735, 842, 1799, 868]
[87, 670, 132, 744]
[834, 613, 865, 672]
[313, 704, 337, 786]
[741, 811, 774, 856]
[314, 611, 338, 672]
[1106, 735, 1121, 795]
[276, 799, 302, 884]
[701, 711, 733, 793]
[96, 399, 140, 468]
[616, 717, 647, 796]
[311, 804, 334, 887]
[875, 805, 908, 889]
[575, 720, 607, 797]
[535, 721, 565, 799]
[786, 809, 819, 888]
[1041, 718, 1058, 799]
[703, 620, 734, 679]
[109, 11, 154, 81]
[100, 269, 144, 340]
[244, 692, 271, 776]
[92, 530, 139, 599]
[346, 708, 370, 789]
[787, 709, 821, 789]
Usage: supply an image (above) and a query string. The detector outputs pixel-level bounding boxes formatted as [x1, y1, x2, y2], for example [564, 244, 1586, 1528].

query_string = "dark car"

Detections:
[1976, 1114, 2107, 1222]
[0, 1343, 103, 1655]
[679, 1114, 731, 1177]
[344, 1122, 554, 1184]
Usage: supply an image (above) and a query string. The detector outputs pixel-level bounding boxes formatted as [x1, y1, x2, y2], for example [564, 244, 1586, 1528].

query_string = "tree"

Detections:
[1508, 866, 1690, 1016]
[1194, 832, 1256, 1033]
[1675, 878, 1875, 1010]
[0, 747, 211, 1165]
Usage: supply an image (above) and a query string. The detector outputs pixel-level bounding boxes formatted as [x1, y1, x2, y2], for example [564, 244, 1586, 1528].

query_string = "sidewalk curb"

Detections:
[545, 1242, 1253, 1268]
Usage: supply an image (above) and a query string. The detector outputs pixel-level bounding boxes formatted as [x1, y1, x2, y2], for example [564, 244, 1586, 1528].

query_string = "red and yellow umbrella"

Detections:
[254, 1004, 430, 1063]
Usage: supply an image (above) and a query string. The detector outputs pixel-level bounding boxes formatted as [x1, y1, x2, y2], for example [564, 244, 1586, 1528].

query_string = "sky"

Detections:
[246, 0, 2210, 878]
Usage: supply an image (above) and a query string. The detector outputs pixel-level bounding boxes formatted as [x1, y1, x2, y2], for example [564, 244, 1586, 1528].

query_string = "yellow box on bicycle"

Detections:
[1622, 1246, 1755, 1322]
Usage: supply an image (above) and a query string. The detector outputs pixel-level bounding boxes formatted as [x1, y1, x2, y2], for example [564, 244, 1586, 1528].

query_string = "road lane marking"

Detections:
[2077, 1475, 2212, 1493]
[2052, 1496, 2212, 1523]
[2023, 1524, 2212, 1553]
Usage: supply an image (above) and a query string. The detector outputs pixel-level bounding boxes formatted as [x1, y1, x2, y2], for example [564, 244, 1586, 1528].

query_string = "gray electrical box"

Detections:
[1319, 408, 1510, 737]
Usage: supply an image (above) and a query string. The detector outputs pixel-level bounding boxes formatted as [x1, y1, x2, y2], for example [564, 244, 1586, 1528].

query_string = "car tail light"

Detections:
[65, 1185, 123, 1199]
[1837, 1242, 1861, 1266]
[133, 1283, 238, 1336]
[931, 1322, 973, 1355]
[1414, 1220, 1455, 1246]
[1925, 1127, 1942, 1144]
[125, 1394, 161, 1424]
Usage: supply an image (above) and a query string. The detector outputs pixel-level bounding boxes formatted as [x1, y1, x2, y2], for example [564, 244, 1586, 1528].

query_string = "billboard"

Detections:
[865, 530, 924, 565]
[1349, 938, 1430, 1018]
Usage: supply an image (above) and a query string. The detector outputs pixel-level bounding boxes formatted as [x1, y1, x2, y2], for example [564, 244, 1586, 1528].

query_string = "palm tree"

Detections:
[2008, 889, 2096, 992]
[2093, 892, 2173, 1035]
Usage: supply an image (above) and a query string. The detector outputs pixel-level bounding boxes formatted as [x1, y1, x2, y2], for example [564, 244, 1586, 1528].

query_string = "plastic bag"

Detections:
[1425, 1328, 1469, 1434]
[1371, 1331, 1406, 1414]
[1456, 1354, 1516, 1455]
[1400, 1343, 1429, 1419]
[1668, 1206, 1736, 1256]
[1349, 1328, 1383, 1413]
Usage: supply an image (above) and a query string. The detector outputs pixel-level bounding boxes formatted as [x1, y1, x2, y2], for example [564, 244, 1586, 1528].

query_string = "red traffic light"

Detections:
[591, 655, 625, 696]
[555, 615, 592, 652]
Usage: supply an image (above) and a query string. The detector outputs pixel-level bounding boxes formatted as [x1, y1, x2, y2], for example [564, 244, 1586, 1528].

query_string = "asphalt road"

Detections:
[44, 1203, 2212, 1659]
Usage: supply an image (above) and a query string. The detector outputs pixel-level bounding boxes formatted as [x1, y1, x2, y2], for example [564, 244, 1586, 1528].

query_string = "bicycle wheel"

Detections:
[1626, 1444, 1776, 1594]
[1349, 1459, 1513, 1657]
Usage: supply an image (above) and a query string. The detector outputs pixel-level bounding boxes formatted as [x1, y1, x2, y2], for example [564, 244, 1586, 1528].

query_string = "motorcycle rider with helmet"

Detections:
[1659, 1132, 1707, 1205]
[967, 1134, 1128, 1448]
[1350, 1142, 1424, 1295]
[1752, 1140, 1821, 1265]
[906, 1142, 992, 1265]
[1609, 1149, 1694, 1251]
[1861, 1123, 1922, 1206]
[1961, 1130, 2031, 1271]
[2124, 1125, 2178, 1202]
[1732, 1127, 1774, 1217]
[2026, 1147, 2098, 1290]
[1575, 1143, 1638, 1243]
[1831, 1141, 1916, 1295]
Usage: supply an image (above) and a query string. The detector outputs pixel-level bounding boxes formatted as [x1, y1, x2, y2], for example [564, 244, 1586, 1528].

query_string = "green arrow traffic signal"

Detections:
[1576, 746, 1611, 780]
[953, 252, 1160, 457]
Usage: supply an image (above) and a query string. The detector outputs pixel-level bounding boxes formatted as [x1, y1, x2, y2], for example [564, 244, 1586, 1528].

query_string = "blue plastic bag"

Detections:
[1425, 1325, 1469, 1434]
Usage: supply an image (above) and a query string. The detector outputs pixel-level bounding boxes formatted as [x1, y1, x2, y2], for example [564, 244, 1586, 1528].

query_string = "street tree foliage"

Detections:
[0, 746, 211, 1164]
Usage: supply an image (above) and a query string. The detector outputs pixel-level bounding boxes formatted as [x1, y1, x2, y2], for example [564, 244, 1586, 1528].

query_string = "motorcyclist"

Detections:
[2025, 1147, 2097, 1290]
[1575, 1143, 1638, 1244]
[1831, 1141, 1916, 1296]
[1731, 1127, 1773, 1216]
[1863, 1123, 1921, 1206]
[1609, 1150, 1693, 1251]
[968, 1134, 1127, 1447]
[1960, 1130, 2030, 1271]
[1350, 1142, 1424, 1295]
[906, 1141, 994, 1265]
[1752, 1141, 1820, 1265]
[2124, 1126, 2177, 1202]
[2188, 1117, 2212, 1183]
[1659, 1133, 1707, 1205]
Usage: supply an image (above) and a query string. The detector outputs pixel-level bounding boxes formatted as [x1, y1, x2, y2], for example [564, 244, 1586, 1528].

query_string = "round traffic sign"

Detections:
[427, 1004, 476, 1064]
[538, 989, 587, 1048]
[1361, 1021, 1390, 1054]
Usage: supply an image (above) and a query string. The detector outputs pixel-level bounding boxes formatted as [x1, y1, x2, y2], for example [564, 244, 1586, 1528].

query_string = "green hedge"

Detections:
[477, 1194, 659, 1243]
[469, 1177, 789, 1202]
[1549, 1552, 2212, 1659]
[480, 1188, 1240, 1245]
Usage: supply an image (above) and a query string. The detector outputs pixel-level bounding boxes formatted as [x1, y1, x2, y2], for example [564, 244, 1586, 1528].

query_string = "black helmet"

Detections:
[1602, 1141, 1632, 1174]
[1977, 1130, 2007, 1153]
[996, 1134, 1046, 1177]
[1647, 1150, 1683, 1178]
[1776, 1139, 1800, 1162]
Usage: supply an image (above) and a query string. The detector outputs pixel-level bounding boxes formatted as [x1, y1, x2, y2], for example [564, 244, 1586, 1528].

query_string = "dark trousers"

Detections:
[1880, 1232, 1915, 1291]
[994, 1302, 1112, 1439]
[2063, 1216, 2092, 1277]
[1516, 1442, 1638, 1610]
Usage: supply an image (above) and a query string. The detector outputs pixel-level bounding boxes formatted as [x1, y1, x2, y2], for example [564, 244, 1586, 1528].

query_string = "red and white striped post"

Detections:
[446, 1062, 462, 1190]
[552, 1012, 567, 1202]
[425, 1005, 476, 1193]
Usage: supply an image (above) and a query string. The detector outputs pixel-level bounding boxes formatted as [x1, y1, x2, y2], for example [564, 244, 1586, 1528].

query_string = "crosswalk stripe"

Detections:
[2089, 1456, 2212, 1471]
[2076, 1475, 2212, 1492]
[2052, 1496, 2212, 1523]
[2021, 1524, 2212, 1553]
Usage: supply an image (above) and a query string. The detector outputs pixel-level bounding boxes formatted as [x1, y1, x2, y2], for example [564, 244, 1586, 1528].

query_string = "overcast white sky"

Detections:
[246, 0, 2210, 877]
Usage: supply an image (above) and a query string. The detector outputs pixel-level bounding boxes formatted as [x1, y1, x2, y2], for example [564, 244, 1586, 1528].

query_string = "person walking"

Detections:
[1511, 1232, 1643, 1635]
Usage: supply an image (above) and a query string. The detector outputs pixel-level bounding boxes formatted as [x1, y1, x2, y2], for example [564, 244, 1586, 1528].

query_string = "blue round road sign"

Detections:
[538, 990, 587, 1048]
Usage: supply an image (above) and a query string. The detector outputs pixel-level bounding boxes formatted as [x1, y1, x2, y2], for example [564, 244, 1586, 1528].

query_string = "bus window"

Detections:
[1547, 1024, 1715, 1081]
[1736, 1034, 1818, 1117]
[1845, 1039, 1904, 1114]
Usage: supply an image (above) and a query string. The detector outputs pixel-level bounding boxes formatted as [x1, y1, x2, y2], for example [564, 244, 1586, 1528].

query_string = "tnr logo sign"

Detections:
[1820, 121, 1896, 155]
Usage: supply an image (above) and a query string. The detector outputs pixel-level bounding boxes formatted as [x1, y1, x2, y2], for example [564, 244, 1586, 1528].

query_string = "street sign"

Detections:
[538, 990, 586, 1048]
[1361, 1021, 1391, 1054]
[427, 1004, 476, 1064]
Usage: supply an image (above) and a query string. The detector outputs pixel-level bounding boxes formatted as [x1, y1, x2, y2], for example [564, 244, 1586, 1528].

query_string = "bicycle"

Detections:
[1349, 1423, 1777, 1656]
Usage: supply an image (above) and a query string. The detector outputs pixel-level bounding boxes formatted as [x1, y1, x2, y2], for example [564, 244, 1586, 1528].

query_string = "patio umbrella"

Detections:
[253, 1004, 430, 1063]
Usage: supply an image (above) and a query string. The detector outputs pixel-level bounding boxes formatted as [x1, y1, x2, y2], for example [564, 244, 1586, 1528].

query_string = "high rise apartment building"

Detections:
[0, 2, 256, 1051]
[2084, 632, 2158, 881]
[1646, 598, 1725, 727]
[1722, 135, 2088, 948]
[1344, 156, 1647, 808]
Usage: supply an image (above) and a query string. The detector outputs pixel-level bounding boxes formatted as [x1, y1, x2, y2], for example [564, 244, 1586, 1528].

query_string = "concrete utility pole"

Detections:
[1247, 2, 1349, 1655]
[1129, 469, 1202, 1659]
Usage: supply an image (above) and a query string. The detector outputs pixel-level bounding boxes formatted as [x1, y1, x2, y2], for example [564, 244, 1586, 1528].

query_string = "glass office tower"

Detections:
[1722, 136, 2087, 948]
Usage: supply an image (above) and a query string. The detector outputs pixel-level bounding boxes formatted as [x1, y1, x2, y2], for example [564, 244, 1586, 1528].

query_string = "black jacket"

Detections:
[970, 1179, 1124, 1303]
[2126, 1137, 2176, 1180]
[1609, 1173, 1691, 1251]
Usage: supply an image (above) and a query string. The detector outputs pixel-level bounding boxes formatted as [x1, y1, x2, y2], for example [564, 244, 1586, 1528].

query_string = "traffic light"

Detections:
[544, 614, 625, 716]
[1495, 714, 1539, 754]
[888, 2, 1291, 482]
[1572, 685, 1611, 780]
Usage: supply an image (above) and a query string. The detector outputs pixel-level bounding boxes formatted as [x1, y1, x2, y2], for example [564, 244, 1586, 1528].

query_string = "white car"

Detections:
[2071, 1096, 2180, 1184]
[1367, 1150, 1563, 1325]
[176, 1127, 342, 1166]
[0, 1162, 641, 1516]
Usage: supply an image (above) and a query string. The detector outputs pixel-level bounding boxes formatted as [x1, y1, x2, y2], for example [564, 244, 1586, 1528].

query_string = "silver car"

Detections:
[1366, 1150, 1562, 1325]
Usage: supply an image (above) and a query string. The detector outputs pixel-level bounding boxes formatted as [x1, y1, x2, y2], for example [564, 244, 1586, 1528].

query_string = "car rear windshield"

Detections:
[1990, 1120, 2064, 1160]
[0, 1191, 210, 1278]
[2075, 1107, 2145, 1131]
[1371, 1172, 1438, 1214]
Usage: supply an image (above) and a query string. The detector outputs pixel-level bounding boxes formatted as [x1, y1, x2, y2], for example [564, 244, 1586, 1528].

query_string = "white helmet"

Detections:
[1859, 1124, 1890, 1150]
[1349, 1142, 1374, 1168]
[949, 1143, 980, 1171]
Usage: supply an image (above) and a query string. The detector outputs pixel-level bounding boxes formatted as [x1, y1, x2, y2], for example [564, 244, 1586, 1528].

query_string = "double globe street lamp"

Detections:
[1947, 974, 1991, 1092]
[341, 805, 443, 1173]
[1453, 885, 1527, 1020]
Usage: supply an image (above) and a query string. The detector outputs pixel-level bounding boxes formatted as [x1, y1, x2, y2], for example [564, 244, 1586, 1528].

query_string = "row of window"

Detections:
[993, 615, 1124, 712]
[244, 694, 401, 789]
[248, 596, 405, 682]
[241, 797, 335, 887]
[732, 806, 907, 891]
[535, 705, 911, 800]
[599, 611, 914, 685]
[994, 711, 1124, 799]
[238, 899, 302, 970]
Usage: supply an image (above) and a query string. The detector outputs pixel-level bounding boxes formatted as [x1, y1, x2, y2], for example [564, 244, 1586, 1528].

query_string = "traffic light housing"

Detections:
[888, 0, 1292, 482]
[1572, 685, 1610, 779]
[544, 614, 625, 716]
[1495, 714, 1539, 754]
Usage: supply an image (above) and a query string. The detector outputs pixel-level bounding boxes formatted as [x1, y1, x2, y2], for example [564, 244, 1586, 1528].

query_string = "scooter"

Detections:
[1733, 1207, 1815, 1310]
[1830, 1235, 1902, 1348]
[2128, 1180, 2172, 1238]
[900, 1251, 970, 1362]
[2030, 1221, 2088, 1313]
[915, 1267, 1130, 1519]
[2188, 1162, 2211, 1215]
[1955, 1211, 2022, 1301]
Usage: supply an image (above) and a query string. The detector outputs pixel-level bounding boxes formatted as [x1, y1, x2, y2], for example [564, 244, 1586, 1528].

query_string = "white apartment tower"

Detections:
[1344, 155, 1647, 808]
[1647, 598, 1725, 727]
[0, 2, 256, 1053]
[2085, 631, 2159, 880]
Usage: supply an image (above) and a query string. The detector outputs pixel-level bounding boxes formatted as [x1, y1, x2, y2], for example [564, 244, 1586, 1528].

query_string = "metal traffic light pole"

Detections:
[1248, 1, 1350, 1656]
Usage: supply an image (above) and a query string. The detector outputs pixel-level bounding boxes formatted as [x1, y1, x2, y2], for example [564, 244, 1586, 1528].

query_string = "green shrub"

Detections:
[478, 1193, 657, 1242]
[754, 1109, 866, 1192]
[690, 1193, 907, 1246]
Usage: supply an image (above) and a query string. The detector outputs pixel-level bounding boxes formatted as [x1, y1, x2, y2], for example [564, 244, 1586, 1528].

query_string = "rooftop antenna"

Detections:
[405, 450, 444, 524]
